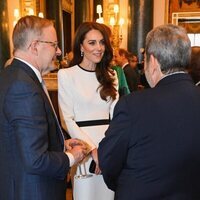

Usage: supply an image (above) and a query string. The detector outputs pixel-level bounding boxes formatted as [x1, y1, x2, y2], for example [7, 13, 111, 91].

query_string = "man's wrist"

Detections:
[65, 152, 75, 167]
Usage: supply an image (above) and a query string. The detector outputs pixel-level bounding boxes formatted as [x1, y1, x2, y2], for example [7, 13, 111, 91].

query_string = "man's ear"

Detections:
[148, 54, 155, 76]
[150, 54, 164, 84]
[29, 41, 38, 55]
[150, 54, 161, 74]
[150, 55, 157, 69]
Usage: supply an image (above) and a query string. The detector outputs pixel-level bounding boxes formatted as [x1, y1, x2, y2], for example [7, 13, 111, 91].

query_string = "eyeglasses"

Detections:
[36, 40, 59, 51]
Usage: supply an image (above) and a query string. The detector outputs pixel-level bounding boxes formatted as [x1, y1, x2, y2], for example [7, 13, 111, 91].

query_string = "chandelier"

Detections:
[96, 4, 125, 49]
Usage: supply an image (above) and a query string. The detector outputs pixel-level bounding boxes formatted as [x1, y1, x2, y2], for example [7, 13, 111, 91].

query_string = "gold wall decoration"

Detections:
[20, 0, 36, 16]
[96, 0, 124, 49]
[20, 0, 45, 17]
[103, 0, 120, 26]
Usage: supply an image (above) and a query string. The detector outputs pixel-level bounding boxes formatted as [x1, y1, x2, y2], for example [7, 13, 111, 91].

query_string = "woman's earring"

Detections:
[81, 51, 84, 57]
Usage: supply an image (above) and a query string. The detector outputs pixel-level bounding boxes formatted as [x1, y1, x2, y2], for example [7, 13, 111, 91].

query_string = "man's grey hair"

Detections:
[145, 24, 191, 74]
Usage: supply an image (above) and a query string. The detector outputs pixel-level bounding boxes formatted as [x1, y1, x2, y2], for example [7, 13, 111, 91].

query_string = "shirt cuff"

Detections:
[65, 152, 75, 167]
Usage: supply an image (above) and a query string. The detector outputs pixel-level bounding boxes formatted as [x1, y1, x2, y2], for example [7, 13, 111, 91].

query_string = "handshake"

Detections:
[65, 138, 91, 165]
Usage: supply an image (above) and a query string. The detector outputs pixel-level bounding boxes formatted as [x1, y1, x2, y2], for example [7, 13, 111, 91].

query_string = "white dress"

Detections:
[58, 65, 118, 200]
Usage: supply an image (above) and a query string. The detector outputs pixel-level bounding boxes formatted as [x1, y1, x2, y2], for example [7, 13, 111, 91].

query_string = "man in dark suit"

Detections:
[98, 24, 200, 199]
[0, 16, 87, 200]
[114, 48, 140, 92]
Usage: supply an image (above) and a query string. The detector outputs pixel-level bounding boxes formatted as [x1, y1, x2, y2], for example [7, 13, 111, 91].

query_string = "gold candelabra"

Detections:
[96, 4, 124, 49]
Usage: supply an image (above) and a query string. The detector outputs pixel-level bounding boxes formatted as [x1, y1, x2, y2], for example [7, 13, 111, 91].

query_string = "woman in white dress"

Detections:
[58, 22, 119, 200]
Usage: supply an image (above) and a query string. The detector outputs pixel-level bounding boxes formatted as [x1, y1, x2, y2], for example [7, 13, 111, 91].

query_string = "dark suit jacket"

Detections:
[123, 64, 139, 92]
[99, 73, 200, 200]
[0, 59, 70, 200]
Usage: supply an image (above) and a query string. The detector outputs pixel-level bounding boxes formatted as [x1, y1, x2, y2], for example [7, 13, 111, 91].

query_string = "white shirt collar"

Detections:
[15, 57, 42, 83]
[195, 81, 200, 86]
[122, 62, 129, 69]
[161, 71, 187, 80]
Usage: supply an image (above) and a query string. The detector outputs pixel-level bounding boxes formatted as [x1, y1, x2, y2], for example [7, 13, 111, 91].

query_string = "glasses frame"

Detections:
[36, 40, 59, 51]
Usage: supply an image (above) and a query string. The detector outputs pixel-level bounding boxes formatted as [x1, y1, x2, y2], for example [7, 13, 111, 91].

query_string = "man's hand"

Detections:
[67, 145, 87, 164]
[65, 139, 91, 164]
[65, 138, 83, 150]
[65, 138, 91, 153]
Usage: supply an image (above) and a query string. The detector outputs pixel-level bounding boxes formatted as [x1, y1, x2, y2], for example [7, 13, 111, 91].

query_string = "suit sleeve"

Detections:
[98, 97, 134, 191]
[4, 80, 70, 180]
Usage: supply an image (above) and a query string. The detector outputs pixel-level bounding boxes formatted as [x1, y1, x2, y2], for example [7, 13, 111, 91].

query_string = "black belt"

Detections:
[76, 119, 110, 127]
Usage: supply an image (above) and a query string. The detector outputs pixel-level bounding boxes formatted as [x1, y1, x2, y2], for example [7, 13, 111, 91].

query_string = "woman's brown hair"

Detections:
[70, 22, 117, 101]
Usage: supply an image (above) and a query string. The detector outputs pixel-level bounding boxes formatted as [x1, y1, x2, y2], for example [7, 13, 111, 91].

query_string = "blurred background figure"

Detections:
[61, 51, 74, 68]
[188, 46, 200, 86]
[67, 51, 74, 62]
[128, 53, 144, 90]
[128, 53, 138, 69]
[114, 48, 140, 92]
[100, 23, 130, 97]
[137, 48, 150, 89]
[112, 64, 130, 97]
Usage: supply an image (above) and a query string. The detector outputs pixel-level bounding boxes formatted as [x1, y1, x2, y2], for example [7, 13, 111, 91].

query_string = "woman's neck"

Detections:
[79, 61, 96, 71]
